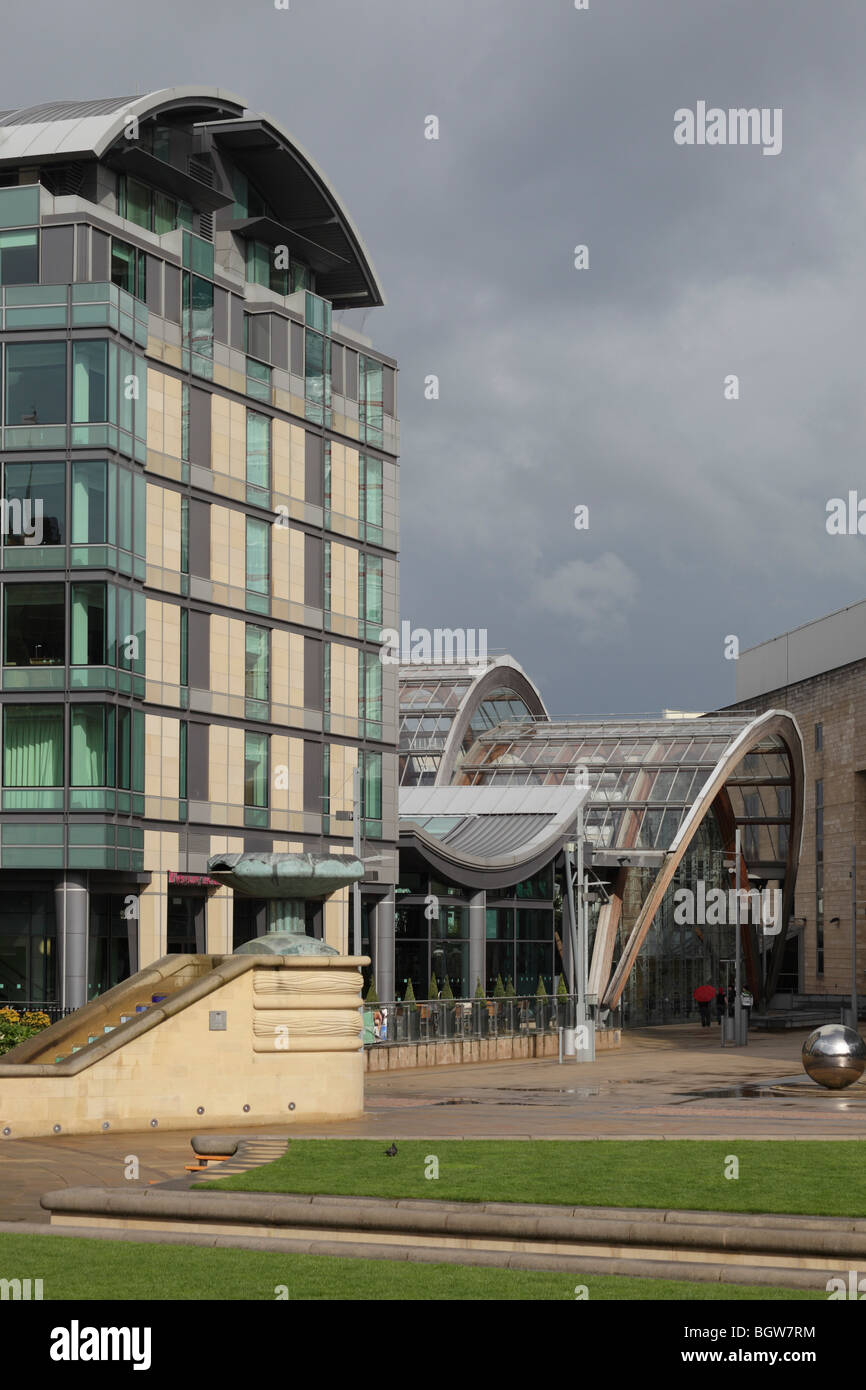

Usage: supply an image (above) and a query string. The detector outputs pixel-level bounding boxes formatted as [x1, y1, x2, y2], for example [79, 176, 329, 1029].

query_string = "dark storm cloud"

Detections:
[8, 0, 866, 712]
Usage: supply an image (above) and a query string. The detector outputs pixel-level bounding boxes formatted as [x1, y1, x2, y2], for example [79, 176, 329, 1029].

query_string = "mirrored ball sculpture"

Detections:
[801, 1024, 866, 1090]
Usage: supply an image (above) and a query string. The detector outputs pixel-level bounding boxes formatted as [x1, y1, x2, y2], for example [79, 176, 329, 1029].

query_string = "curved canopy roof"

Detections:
[399, 655, 548, 787]
[455, 713, 799, 864]
[0, 86, 384, 307]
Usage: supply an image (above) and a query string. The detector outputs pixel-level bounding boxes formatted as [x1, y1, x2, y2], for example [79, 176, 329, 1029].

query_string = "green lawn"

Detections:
[0, 1233, 821, 1300]
[199, 1138, 866, 1216]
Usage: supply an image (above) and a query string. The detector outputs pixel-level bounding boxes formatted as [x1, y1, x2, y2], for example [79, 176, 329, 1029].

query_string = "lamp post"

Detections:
[734, 827, 743, 1047]
[851, 845, 858, 1030]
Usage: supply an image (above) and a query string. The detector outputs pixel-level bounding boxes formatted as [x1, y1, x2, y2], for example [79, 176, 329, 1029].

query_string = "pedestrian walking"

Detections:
[693, 983, 715, 1028]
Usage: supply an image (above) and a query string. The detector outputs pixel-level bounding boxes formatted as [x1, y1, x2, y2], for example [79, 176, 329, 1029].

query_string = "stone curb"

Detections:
[39, 1187, 866, 1259]
[0, 1219, 832, 1292]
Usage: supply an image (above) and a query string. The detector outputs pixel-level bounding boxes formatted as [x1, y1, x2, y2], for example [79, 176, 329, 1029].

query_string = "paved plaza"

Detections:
[0, 1024, 863, 1227]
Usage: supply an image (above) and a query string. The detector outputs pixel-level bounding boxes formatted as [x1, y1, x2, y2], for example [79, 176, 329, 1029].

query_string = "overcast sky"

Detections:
[8, 0, 866, 714]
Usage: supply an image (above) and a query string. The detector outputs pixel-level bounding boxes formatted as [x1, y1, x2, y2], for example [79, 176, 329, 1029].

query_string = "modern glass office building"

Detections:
[0, 88, 399, 1011]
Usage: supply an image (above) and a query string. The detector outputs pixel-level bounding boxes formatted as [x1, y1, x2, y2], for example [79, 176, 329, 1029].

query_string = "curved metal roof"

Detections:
[0, 86, 384, 308]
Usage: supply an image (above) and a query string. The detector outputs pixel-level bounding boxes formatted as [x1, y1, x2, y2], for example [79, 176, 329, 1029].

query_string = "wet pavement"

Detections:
[1, 1023, 863, 1225]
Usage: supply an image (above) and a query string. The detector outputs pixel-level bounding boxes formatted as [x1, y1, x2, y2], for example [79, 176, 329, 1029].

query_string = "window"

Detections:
[246, 517, 269, 594]
[244, 731, 269, 808]
[5, 342, 66, 424]
[72, 341, 109, 423]
[71, 460, 110, 544]
[245, 625, 269, 703]
[184, 274, 214, 361]
[360, 650, 382, 738]
[70, 583, 107, 665]
[815, 723, 823, 751]
[180, 608, 188, 687]
[246, 411, 270, 492]
[3, 461, 65, 545]
[117, 175, 179, 235]
[3, 705, 63, 787]
[359, 355, 383, 444]
[71, 704, 114, 794]
[0, 229, 38, 286]
[360, 749, 382, 834]
[110, 238, 146, 302]
[4, 583, 64, 666]
[305, 330, 329, 420]
[360, 455, 383, 540]
[180, 496, 189, 573]
[359, 552, 383, 628]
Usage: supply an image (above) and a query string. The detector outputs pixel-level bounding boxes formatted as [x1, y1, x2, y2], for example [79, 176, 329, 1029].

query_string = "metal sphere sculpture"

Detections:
[801, 1024, 866, 1090]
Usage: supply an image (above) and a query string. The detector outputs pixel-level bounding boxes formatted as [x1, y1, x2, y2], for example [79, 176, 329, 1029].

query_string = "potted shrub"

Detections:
[472, 976, 488, 1037]
[440, 974, 456, 1037]
[403, 978, 420, 1041]
[535, 976, 551, 1032]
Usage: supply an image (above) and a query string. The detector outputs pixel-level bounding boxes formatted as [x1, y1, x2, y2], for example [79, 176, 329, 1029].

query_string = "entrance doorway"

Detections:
[166, 894, 205, 953]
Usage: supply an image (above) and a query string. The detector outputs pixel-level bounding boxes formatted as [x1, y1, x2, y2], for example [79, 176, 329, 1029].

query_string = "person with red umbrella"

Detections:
[693, 983, 716, 1028]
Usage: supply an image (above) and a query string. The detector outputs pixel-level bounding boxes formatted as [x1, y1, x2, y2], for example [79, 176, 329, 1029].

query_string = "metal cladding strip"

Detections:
[38, 1188, 866, 1257]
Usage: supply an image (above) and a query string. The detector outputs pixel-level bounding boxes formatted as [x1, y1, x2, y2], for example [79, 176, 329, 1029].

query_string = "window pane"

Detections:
[305, 330, 324, 406]
[4, 461, 65, 545]
[189, 275, 213, 359]
[244, 731, 268, 807]
[362, 751, 382, 820]
[71, 705, 106, 786]
[361, 456, 383, 531]
[4, 583, 64, 666]
[246, 411, 270, 489]
[70, 583, 106, 665]
[153, 191, 176, 236]
[71, 460, 107, 544]
[72, 341, 108, 423]
[0, 229, 38, 286]
[245, 625, 269, 701]
[246, 517, 269, 593]
[3, 705, 63, 786]
[363, 554, 383, 624]
[246, 240, 270, 287]
[118, 707, 131, 790]
[5, 342, 66, 425]
[125, 178, 151, 229]
[110, 238, 135, 294]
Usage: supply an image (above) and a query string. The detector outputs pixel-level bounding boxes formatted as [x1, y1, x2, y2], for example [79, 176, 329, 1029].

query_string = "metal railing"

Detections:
[362, 994, 587, 1045]
[0, 1001, 75, 1023]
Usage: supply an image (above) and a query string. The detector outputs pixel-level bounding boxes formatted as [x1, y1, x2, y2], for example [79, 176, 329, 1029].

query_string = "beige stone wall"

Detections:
[270, 734, 304, 818]
[329, 641, 359, 725]
[145, 715, 180, 800]
[272, 418, 306, 499]
[208, 725, 246, 822]
[145, 599, 181, 690]
[329, 441, 360, 521]
[328, 539, 359, 619]
[211, 395, 246, 481]
[0, 959, 366, 1137]
[271, 519, 304, 603]
[210, 504, 247, 589]
[210, 615, 246, 701]
[146, 369, 183, 458]
[146, 483, 182, 572]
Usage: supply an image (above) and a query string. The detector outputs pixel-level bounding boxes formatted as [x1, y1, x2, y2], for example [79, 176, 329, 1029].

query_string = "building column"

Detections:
[469, 889, 487, 995]
[374, 888, 395, 1002]
[54, 873, 89, 1011]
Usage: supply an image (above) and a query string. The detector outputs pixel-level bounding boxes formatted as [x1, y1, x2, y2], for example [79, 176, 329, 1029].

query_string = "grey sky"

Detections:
[8, 0, 866, 714]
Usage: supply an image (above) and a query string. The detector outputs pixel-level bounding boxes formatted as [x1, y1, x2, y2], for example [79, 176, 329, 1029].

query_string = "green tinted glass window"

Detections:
[246, 411, 270, 489]
[5, 342, 66, 424]
[3, 705, 63, 786]
[72, 341, 109, 423]
[245, 625, 269, 701]
[246, 517, 269, 594]
[244, 731, 268, 808]
[72, 460, 108, 544]
[4, 461, 65, 545]
[71, 583, 107, 665]
[0, 228, 38, 286]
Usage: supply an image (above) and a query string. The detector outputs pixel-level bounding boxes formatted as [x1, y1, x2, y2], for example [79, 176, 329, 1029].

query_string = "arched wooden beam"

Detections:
[600, 710, 805, 1009]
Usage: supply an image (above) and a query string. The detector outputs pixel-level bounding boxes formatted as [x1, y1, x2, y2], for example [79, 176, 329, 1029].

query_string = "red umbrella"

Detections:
[693, 984, 716, 1003]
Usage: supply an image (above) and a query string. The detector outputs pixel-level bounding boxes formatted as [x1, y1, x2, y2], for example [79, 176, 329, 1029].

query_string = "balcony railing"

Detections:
[363, 994, 587, 1045]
